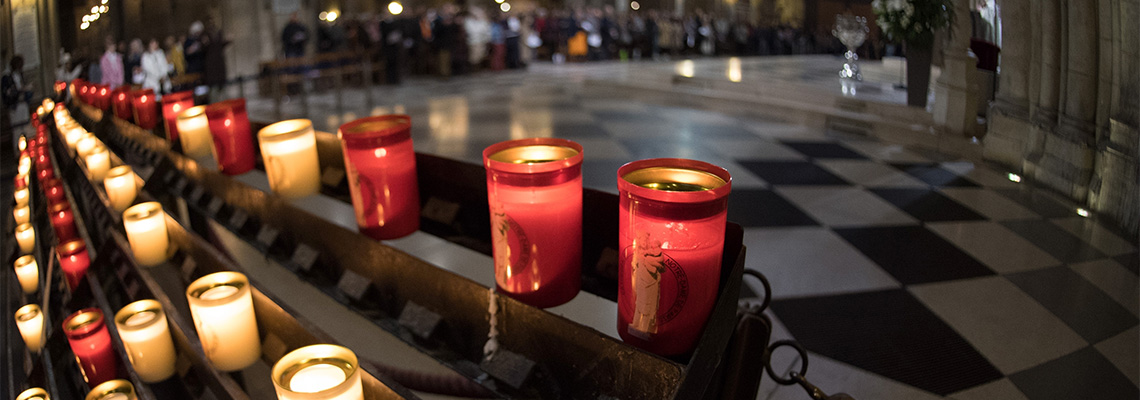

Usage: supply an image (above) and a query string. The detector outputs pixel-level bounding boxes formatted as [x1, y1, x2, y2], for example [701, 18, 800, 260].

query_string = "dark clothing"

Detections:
[184, 36, 205, 75]
[283, 22, 309, 58]
[203, 29, 230, 86]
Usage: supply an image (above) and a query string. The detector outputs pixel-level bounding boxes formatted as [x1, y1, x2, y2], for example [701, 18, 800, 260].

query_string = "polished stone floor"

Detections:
[237, 56, 1138, 399]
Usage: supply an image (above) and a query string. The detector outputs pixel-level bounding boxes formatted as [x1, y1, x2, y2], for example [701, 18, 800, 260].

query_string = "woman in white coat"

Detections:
[140, 38, 170, 95]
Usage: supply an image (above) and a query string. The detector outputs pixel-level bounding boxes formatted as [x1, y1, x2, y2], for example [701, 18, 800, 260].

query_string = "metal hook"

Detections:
[743, 269, 772, 313]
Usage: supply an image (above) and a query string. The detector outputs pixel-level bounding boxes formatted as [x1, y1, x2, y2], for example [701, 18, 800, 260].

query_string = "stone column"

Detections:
[932, 0, 980, 137]
[1021, 0, 1063, 178]
[983, 0, 1034, 166]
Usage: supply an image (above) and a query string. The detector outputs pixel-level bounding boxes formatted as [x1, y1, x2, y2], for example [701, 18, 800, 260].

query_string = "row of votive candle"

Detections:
[16, 379, 139, 400]
[170, 97, 256, 175]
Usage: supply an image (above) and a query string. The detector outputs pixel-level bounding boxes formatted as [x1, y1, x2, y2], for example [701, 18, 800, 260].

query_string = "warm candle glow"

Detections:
[13, 205, 30, 225]
[272, 344, 364, 400]
[337, 115, 420, 240]
[123, 202, 169, 267]
[85, 379, 137, 400]
[114, 300, 176, 382]
[176, 106, 215, 158]
[57, 239, 91, 290]
[205, 98, 255, 175]
[104, 166, 138, 212]
[15, 186, 29, 207]
[16, 387, 49, 400]
[161, 91, 195, 142]
[77, 135, 99, 158]
[14, 255, 39, 294]
[16, 223, 35, 254]
[64, 308, 120, 385]
[18, 156, 30, 175]
[18, 135, 27, 151]
[259, 119, 321, 199]
[66, 127, 85, 153]
[86, 146, 111, 181]
[186, 272, 261, 371]
[15, 304, 44, 353]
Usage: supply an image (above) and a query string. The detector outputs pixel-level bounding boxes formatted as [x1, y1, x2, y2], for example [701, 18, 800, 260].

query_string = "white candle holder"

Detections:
[86, 146, 111, 182]
[114, 300, 177, 382]
[14, 255, 39, 294]
[104, 166, 138, 213]
[77, 135, 99, 159]
[85, 379, 137, 400]
[16, 223, 35, 254]
[65, 128, 85, 153]
[15, 304, 44, 353]
[123, 202, 169, 267]
[16, 387, 50, 400]
[186, 271, 261, 371]
[272, 344, 364, 400]
[176, 105, 216, 159]
[258, 119, 321, 199]
[14, 205, 30, 225]
[15, 186, 29, 207]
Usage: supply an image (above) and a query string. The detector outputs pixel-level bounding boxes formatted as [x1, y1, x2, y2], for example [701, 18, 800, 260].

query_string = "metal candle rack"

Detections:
[70, 101, 772, 399]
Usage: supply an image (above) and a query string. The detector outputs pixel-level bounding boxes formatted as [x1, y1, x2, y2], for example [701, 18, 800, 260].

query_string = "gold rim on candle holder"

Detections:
[123, 202, 162, 222]
[106, 165, 134, 181]
[15, 304, 41, 323]
[489, 144, 579, 165]
[272, 344, 360, 396]
[259, 119, 313, 141]
[16, 387, 49, 400]
[63, 309, 103, 333]
[178, 105, 207, 121]
[85, 379, 137, 400]
[622, 166, 728, 192]
[186, 271, 250, 305]
[114, 300, 164, 331]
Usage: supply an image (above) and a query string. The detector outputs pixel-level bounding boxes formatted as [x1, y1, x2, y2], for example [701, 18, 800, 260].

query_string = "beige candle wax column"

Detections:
[186, 272, 261, 371]
[85, 379, 137, 400]
[18, 156, 31, 175]
[14, 255, 39, 294]
[16, 387, 50, 400]
[16, 223, 35, 254]
[14, 205, 30, 225]
[114, 300, 177, 382]
[123, 202, 169, 267]
[272, 344, 364, 400]
[77, 135, 99, 159]
[65, 127, 85, 154]
[176, 106, 216, 159]
[15, 186, 29, 207]
[259, 119, 321, 199]
[86, 146, 111, 181]
[15, 304, 44, 353]
[18, 135, 27, 152]
[104, 166, 138, 213]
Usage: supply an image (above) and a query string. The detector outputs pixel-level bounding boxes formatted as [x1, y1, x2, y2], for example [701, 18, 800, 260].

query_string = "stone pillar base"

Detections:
[933, 51, 980, 137]
[984, 104, 1033, 169]
[1089, 120, 1140, 234]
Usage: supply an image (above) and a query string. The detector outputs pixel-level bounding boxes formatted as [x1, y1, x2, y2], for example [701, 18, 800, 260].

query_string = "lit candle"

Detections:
[66, 127, 85, 154]
[114, 300, 176, 382]
[96, 85, 113, 110]
[44, 180, 67, 206]
[175, 105, 215, 158]
[13, 205, 30, 225]
[104, 166, 138, 212]
[616, 159, 732, 356]
[16, 387, 50, 400]
[64, 308, 120, 385]
[123, 202, 169, 267]
[15, 223, 35, 254]
[337, 115, 420, 240]
[186, 271, 261, 371]
[57, 239, 91, 291]
[14, 255, 39, 294]
[85, 379, 137, 400]
[86, 146, 111, 181]
[18, 155, 30, 175]
[482, 138, 584, 308]
[50, 203, 78, 242]
[272, 344, 364, 400]
[205, 98, 256, 175]
[259, 119, 321, 199]
[15, 304, 45, 353]
[77, 135, 99, 159]
[15, 186, 29, 207]
[131, 89, 158, 129]
[111, 86, 134, 120]
[161, 90, 194, 142]
[18, 135, 26, 151]
[37, 167, 54, 183]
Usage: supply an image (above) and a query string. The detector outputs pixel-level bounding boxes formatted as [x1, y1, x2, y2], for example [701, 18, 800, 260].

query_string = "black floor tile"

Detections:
[992, 188, 1076, 218]
[1006, 266, 1138, 343]
[1010, 347, 1139, 400]
[834, 226, 994, 284]
[891, 163, 980, 187]
[771, 289, 1003, 395]
[737, 161, 850, 186]
[1002, 220, 1107, 263]
[782, 141, 868, 159]
[727, 189, 818, 227]
[1115, 253, 1139, 276]
[870, 188, 987, 222]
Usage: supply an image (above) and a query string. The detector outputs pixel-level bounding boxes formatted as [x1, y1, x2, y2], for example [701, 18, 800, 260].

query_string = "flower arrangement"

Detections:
[872, 0, 954, 47]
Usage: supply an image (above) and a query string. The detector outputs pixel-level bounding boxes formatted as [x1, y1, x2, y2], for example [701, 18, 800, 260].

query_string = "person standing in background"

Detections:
[127, 39, 145, 84]
[202, 18, 230, 101]
[140, 38, 169, 95]
[2, 55, 33, 132]
[166, 36, 185, 76]
[100, 37, 124, 87]
[282, 13, 309, 58]
[184, 22, 206, 77]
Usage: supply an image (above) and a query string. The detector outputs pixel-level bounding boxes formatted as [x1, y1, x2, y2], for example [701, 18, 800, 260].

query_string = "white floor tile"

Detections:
[940, 160, 1022, 189]
[1051, 217, 1138, 256]
[840, 140, 932, 163]
[1095, 326, 1140, 387]
[758, 352, 942, 400]
[744, 227, 900, 298]
[938, 187, 1041, 221]
[816, 159, 929, 187]
[776, 186, 917, 227]
[910, 276, 1088, 375]
[704, 138, 807, 160]
[948, 378, 1030, 400]
[927, 221, 1062, 274]
[1070, 259, 1140, 317]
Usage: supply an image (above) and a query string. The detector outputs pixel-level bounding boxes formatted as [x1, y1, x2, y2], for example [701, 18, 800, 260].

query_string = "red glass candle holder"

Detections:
[204, 98, 255, 175]
[131, 89, 158, 129]
[37, 166, 55, 182]
[482, 138, 584, 308]
[79, 84, 91, 105]
[95, 85, 112, 110]
[50, 203, 79, 243]
[616, 158, 732, 356]
[111, 86, 133, 120]
[58, 239, 92, 290]
[337, 115, 420, 240]
[15, 175, 27, 190]
[63, 308, 120, 385]
[44, 179, 67, 205]
[161, 90, 194, 142]
[55, 80, 67, 97]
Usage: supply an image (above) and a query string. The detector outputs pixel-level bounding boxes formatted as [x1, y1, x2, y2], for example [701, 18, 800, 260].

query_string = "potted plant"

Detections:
[872, 0, 954, 107]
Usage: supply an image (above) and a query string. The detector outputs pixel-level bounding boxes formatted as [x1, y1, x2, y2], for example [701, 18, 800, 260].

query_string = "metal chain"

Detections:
[764, 341, 858, 400]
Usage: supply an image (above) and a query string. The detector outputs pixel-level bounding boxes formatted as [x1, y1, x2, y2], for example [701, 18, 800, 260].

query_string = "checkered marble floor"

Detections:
[240, 57, 1140, 399]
